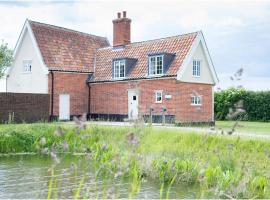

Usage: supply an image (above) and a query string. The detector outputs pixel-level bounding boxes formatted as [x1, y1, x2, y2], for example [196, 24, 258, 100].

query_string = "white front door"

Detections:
[128, 90, 138, 120]
[59, 94, 70, 121]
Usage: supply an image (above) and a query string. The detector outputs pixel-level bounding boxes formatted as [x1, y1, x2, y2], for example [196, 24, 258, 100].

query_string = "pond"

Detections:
[0, 154, 210, 199]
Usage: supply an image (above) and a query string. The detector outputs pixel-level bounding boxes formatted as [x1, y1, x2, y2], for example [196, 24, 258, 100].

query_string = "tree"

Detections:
[0, 40, 13, 78]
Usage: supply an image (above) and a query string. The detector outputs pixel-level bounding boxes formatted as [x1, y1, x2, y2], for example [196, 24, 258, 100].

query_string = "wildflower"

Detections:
[50, 151, 60, 164]
[102, 144, 108, 151]
[39, 137, 46, 146]
[54, 127, 64, 137]
[107, 187, 116, 199]
[70, 162, 77, 173]
[41, 147, 49, 154]
[114, 170, 123, 178]
[73, 113, 87, 129]
[125, 132, 139, 146]
[61, 141, 69, 151]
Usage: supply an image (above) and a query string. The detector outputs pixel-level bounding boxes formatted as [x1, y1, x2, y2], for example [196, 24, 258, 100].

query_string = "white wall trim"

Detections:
[177, 31, 219, 85]
[9, 19, 48, 76]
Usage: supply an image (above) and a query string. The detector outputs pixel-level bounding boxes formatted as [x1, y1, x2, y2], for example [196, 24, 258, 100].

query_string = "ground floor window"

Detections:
[191, 96, 201, 105]
[155, 91, 162, 103]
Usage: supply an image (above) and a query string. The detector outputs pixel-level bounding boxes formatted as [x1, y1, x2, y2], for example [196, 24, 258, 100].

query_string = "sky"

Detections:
[0, 0, 270, 91]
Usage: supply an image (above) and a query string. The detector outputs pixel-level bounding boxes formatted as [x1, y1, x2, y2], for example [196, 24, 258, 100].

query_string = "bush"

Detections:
[215, 88, 270, 121]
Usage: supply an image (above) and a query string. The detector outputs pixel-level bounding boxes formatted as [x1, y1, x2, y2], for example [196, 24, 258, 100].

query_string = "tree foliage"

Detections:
[0, 40, 13, 78]
[215, 88, 270, 121]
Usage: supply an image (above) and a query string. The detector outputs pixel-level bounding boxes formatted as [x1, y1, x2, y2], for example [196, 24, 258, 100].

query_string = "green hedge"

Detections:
[215, 88, 270, 121]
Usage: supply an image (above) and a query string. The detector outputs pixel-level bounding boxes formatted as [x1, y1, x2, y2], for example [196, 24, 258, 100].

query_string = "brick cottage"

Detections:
[7, 11, 218, 124]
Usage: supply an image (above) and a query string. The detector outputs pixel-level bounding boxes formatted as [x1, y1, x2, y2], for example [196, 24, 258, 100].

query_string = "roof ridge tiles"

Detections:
[28, 20, 108, 41]
[97, 31, 199, 51]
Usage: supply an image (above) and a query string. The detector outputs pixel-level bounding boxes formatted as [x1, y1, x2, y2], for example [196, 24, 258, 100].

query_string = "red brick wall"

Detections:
[48, 72, 89, 117]
[0, 92, 49, 123]
[90, 78, 213, 123]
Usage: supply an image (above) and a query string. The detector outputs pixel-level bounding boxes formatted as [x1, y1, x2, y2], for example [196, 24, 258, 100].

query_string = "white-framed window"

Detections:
[192, 60, 201, 77]
[155, 90, 162, 103]
[23, 60, 32, 73]
[149, 55, 163, 76]
[191, 96, 202, 105]
[113, 60, 125, 79]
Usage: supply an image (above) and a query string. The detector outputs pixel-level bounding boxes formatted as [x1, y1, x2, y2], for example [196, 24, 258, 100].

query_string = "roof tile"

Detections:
[29, 20, 109, 72]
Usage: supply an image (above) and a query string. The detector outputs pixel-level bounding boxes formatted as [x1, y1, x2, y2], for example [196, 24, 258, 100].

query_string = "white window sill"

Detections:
[192, 75, 201, 78]
[113, 77, 126, 80]
[155, 101, 162, 103]
[148, 74, 163, 78]
[191, 104, 202, 106]
[22, 72, 31, 74]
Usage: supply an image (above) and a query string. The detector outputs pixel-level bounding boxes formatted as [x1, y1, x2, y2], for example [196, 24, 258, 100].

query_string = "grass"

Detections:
[215, 121, 270, 134]
[1, 122, 270, 198]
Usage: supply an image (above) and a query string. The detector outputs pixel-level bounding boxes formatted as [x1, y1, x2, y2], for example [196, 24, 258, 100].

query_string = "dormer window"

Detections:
[149, 55, 163, 76]
[113, 60, 125, 79]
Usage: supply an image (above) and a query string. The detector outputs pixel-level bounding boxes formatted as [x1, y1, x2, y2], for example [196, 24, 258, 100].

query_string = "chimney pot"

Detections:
[123, 11, 126, 18]
[117, 12, 121, 18]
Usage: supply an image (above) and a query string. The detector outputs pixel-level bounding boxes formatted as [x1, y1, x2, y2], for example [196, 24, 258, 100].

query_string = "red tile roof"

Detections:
[29, 20, 109, 73]
[91, 32, 198, 82]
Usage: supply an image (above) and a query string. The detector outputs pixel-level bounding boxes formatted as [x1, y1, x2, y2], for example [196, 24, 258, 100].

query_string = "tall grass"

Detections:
[1, 123, 270, 198]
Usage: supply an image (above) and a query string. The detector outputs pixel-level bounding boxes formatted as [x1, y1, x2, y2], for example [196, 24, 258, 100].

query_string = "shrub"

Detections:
[215, 88, 270, 121]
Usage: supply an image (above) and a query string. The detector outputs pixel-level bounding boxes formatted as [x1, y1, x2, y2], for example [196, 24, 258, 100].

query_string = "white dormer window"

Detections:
[23, 60, 32, 73]
[191, 96, 201, 105]
[192, 60, 201, 77]
[113, 60, 125, 79]
[149, 55, 163, 76]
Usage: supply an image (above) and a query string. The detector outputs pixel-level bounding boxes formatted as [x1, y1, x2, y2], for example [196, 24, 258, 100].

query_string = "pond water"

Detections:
[0, 155, 210, 199]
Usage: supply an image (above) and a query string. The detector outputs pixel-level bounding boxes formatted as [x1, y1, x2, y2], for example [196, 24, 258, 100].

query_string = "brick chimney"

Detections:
[112, 11, 131, 47]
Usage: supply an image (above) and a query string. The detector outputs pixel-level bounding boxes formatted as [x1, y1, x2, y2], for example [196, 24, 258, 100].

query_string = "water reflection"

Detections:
[0, 155, 204, 199]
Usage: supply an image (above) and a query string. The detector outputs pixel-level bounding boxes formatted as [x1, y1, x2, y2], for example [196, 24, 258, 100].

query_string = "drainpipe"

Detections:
[50, 71, 54, 121]
[87, 83, 91, 120]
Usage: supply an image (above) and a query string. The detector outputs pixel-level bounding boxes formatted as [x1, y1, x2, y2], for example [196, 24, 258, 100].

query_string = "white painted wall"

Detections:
[180, 41, 215, 84]
[7, 28, 48, 93]
[0, 77, 6, 92]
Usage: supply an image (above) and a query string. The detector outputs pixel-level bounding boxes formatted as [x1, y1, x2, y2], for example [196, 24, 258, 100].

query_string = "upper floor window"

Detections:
[192, 60, 201, 77]
[23, 60, 32, 73]
[149, 55, 163, 76]
[113, 60, 125, 79]
[191, 96, 201, 105]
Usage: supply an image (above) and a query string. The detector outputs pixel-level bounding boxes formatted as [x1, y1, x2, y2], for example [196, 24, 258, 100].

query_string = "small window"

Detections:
[113, 60, 125, 79]
[155, 91, 162, 103]
[191, 96, 201, 105]
[149, 55, 163, 76]
[192, 60, 201, 77]
[133, 96, 136, 100]
[23, 60, 32, 73]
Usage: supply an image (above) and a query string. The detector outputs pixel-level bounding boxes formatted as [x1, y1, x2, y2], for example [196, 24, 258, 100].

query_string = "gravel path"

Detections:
[61, 121, 270, 140]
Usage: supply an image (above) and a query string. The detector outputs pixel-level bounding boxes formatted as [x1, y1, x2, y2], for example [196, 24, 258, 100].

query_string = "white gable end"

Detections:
[179, 41, 214, 84]
[177, 31, 218, 85]
[7, 24, 48, 94]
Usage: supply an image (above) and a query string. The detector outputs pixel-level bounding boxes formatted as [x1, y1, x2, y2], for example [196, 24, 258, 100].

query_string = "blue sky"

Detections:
[0, 0, 270, 90]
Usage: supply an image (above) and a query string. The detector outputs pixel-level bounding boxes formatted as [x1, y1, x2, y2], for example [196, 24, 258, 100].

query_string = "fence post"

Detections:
[162, 107, 166, 126]
[149, 107, 153, 126]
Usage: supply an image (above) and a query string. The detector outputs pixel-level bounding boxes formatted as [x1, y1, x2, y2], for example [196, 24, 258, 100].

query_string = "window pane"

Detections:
[120, 64, 125, 77]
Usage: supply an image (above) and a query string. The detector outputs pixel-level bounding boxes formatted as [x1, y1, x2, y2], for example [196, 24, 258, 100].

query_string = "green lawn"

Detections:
[215, 121, 270, 134]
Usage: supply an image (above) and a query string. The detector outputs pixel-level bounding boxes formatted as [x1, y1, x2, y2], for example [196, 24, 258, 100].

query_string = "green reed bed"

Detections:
[0, 123, 270, 198]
